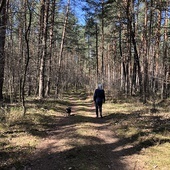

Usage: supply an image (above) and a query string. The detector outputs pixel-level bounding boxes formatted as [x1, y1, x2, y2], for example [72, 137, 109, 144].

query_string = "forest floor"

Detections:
[0, 91, 170, 170]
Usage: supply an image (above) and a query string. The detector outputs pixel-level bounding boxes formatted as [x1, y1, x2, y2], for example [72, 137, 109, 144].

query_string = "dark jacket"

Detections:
[93, 89, 105, 103]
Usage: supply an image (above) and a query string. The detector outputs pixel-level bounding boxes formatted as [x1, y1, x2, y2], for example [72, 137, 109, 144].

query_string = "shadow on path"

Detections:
[2, 92, 169, 170]
[24, 93, 144, 170]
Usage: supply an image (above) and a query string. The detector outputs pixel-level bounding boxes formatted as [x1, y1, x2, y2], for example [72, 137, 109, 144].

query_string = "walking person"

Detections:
[93, 84, 105, 118]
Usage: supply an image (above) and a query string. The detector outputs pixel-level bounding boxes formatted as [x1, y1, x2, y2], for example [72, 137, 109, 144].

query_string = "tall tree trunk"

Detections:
[162, 0, 169, 99]
[56, 0, 70, 97]
[131, 0, 142, 95]
[45, 0, 56, 96]
[119, 22, 126, 92]
[0, 0, 7, 101]
[153, 0, 161, 96]
[22, 0, 32, 116]
[18, 5, 24, 101]
[95, 22, 99, 85]
[143, 0, 149, 103]
[101, 0, 104, 84]
[126, 0, 131, 96]
[39, 0, 50, 99]
[38, 0, 45, 99]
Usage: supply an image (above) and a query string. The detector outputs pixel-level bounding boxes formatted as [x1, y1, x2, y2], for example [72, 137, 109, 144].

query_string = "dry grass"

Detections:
[104, 98, 170, 170]
[0, 97, 69, 169]
[0, 93, 170, 169]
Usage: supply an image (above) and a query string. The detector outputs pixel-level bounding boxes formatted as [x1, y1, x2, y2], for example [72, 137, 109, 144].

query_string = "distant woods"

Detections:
[0, 0, 169, 103]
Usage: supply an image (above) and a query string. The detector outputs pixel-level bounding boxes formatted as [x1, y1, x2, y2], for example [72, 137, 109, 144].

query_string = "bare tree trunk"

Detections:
[162, 0, 169, 99]
[56, 0, 70, 97]
[0, 0, 8, 101]
[22, 0, 32, 116]
[18, 9, 24, 101]
[153, 0, 161, 96]
[38, 0, 45, 99]
[95, 22, 99, 85]
[39, 0, 50, 99]
[119, 23, 126, 92]
[131, 0, 142, 95]
[45, 0, 56, 96]
[126, 0, 132, 96]
[101, 0, 104, 84]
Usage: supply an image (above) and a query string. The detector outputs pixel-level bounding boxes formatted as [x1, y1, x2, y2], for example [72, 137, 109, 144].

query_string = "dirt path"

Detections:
[26, 94, 145, 170]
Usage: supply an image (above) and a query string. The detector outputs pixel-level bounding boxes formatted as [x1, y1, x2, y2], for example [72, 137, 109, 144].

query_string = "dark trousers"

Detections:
[95, 99, 103, 117]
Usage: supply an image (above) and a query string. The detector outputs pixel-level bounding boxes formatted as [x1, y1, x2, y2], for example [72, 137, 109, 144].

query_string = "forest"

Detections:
[0, 0, 170, 169]
[0, 0, 169, 104]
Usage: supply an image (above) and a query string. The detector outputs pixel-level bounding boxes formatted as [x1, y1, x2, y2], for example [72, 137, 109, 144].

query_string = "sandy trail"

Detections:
[26, 95, 144, 170]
